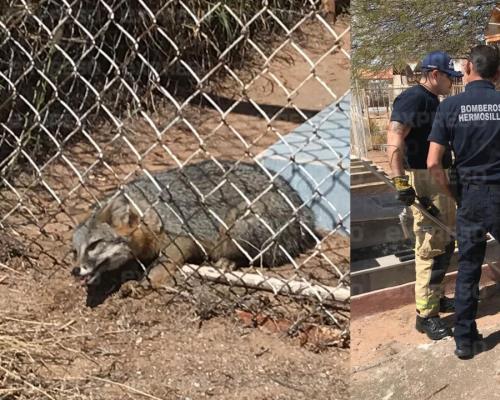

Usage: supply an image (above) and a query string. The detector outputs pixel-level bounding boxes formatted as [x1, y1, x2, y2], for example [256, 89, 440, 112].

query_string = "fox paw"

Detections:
[119, 280, 149, 298]
[214, 258, 237, 272]
[144, 266, 171, 289]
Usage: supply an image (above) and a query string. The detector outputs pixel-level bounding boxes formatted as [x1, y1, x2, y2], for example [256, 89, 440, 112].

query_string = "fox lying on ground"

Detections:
[71, 160, 318, 287]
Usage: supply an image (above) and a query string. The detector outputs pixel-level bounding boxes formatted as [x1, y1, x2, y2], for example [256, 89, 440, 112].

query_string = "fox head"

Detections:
[71, 196, 157, 285]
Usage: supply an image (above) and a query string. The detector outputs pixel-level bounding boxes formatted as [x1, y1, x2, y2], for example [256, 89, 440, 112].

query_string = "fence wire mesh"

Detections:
[0, 1, 350, 397]
[351, 81, 464, 157]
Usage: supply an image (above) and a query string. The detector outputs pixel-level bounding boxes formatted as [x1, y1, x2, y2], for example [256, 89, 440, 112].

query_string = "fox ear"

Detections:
[74, 211, 91, 227]
[113, 203, 141, 229]
[124, 204, 141, 228]
[97, 197, 141, 229]
[95, 203, 112, 225]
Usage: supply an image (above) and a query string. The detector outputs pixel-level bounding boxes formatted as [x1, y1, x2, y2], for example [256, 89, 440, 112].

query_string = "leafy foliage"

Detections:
[352, 0, 497, 74]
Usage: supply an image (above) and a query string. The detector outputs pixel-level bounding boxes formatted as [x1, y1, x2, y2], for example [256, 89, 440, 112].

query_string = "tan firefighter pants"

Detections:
[407, 169, 456, 317]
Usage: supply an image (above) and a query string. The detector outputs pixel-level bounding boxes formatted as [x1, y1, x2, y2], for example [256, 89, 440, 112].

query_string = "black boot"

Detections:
[439, 296, 455, 313]
[455, 337, 484, 360]
[455, 343, 474, 360]
[416, 315, 452, 340]
[455, 328, 484, 359]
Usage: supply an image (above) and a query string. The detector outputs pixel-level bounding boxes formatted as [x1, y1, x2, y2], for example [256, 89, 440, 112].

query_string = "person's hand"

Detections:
[392, 176, 416, 206]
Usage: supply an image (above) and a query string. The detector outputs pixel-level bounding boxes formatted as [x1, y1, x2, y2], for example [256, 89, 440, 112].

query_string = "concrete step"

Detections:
[351, 170, 383, 185]
[351, 217, 405, 250]
[350, 164, 366, 172]
[350, 164, 376, 173]
[351, 181, 391, 195]
[351, 238, 500, 295]
[350, 160, 368, 168]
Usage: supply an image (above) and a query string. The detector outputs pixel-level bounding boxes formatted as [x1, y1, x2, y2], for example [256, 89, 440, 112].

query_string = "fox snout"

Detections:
[70, 262, 102, 286]
[71, 263, 96, 277]
[70, 264, 93, 277]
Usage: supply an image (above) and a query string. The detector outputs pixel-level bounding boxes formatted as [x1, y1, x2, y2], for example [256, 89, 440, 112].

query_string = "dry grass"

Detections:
[0, 317, 163, 399]
[0, 318, 84, 399]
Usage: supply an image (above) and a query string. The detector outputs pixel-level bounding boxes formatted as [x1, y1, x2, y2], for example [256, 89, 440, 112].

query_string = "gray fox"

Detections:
[71, 160, 318, 286]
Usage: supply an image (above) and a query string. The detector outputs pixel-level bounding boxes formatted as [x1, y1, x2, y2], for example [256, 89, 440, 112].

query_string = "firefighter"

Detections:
[387, 51, 462, 340]
[428, 44, 500, 359]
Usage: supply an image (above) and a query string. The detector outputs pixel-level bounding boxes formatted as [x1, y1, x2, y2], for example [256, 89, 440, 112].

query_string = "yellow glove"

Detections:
[392, 176, 416, 206]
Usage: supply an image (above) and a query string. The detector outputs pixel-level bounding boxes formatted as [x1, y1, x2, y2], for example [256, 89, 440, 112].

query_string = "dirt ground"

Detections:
[0, 17, 350, 400]
[0, 244, 349, 400]
[351, 288, 500, 400]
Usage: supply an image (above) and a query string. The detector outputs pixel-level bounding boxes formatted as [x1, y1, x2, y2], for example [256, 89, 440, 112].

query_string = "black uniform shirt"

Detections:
[390, 84, 447, 169]
[429, 80, 500, 185]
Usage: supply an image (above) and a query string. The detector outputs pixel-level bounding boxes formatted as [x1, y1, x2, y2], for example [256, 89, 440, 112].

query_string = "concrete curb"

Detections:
[352, 263, 500, 319]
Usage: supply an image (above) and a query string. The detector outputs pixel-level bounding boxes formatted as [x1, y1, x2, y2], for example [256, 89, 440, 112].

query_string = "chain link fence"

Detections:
[351, 81, 464, 156]
[0, 2, 350, 397]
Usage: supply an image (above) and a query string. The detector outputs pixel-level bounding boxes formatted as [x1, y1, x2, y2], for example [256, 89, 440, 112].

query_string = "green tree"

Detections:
[352, 0, 497, 75]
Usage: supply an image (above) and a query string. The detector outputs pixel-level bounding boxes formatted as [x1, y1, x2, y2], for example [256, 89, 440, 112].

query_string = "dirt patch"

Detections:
[0, 17, 350, 400]
[351, 290, 500, 400]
